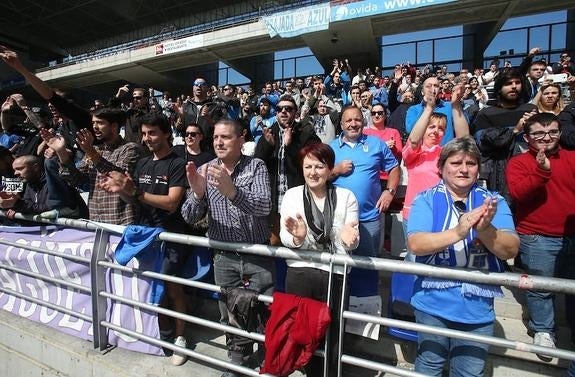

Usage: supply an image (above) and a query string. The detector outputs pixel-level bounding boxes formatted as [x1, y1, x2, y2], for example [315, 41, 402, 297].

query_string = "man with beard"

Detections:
[471, 69, 538, 202]
[0, 155, 87, 219]
[181, 119, 274, 377]
[120, 87, 162, 145]
[249, 98, 275, 143]
[254, 95, 320, 246]
[100, 113, 190, 366]
[405, 75, 469, 146]
[506, 113, 575, 359]
[41, 107, 141, 223]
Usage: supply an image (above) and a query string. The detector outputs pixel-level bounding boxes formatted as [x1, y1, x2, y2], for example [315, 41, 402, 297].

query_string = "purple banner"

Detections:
[0, 225, 163, 355]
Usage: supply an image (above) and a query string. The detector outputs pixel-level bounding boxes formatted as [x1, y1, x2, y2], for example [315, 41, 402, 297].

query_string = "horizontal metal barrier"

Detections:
[1, 212, 574, 376]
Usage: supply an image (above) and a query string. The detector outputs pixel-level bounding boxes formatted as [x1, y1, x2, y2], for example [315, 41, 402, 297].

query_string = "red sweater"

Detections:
[506, 148, 575, 236]
[261, 292, 331, 377]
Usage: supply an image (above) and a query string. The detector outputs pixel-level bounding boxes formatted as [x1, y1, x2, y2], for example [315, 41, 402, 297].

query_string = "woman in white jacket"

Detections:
[279, 142, 359, 376]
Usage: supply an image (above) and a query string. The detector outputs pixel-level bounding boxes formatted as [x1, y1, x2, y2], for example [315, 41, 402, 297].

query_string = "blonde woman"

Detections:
[532, 82, 565, 115]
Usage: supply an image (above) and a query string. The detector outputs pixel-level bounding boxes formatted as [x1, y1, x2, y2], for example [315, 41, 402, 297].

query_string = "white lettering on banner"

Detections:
[331, 0, 455, 22]
[264, 3, 330, 38]
[40, 253, 59, 323]
[20, 244, 41, 318]
[0, 227, 163, 355]
[0, 238, 90, 331]
[59, 287, 84, 331]
[0, 262, 17, 312]
[111, 270, 137, 342]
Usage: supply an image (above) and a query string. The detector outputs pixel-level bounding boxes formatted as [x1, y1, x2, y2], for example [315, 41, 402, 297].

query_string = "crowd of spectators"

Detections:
[1, 43, 575, 377]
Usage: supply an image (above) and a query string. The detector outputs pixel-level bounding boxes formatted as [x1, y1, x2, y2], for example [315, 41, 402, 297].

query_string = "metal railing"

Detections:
[0, 212, 574, 377]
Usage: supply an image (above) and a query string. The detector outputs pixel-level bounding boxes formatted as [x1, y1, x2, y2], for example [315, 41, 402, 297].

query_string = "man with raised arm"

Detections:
[40, 107, 141, 224]
[405, 75, 469, 146]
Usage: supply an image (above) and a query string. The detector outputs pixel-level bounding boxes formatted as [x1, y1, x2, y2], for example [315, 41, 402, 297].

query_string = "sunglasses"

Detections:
[453, 200, 466, 219]
[276, 105, 295, 113]
[194, 82, 207, 87]
[185, 132, 200, 138]
[133, 96, 143, 100]
[371, 111, 385, 116]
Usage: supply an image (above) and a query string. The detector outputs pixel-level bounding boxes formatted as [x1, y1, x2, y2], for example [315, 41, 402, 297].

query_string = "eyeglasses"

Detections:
[371, 111, 385, 116]
[185, 132, 200, 138]
[276, 105, 295, 113]
[528, 129, 561, 140]
[193, 81, 207, 87]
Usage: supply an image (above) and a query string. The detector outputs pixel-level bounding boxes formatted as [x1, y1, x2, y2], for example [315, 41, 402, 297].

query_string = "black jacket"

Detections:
[254, 120, 320, 214]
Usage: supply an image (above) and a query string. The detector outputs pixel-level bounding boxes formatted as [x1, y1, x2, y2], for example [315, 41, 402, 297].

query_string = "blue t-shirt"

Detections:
[407, 188, 515, 324]
[330, 134, 398, 222]
[405, 100, 467, 146]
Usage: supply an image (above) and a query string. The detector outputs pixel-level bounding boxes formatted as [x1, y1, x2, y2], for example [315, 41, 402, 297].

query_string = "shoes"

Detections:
[533, 332, 555, 362]
[39, 207, 79, 219]
[220, 372, 241, 377]
[171, 336, 188, 366]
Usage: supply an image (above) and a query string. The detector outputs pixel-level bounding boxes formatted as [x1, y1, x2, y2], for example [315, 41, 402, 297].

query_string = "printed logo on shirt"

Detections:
[155, 175, 169, 185]
[138, 175, 153, 185]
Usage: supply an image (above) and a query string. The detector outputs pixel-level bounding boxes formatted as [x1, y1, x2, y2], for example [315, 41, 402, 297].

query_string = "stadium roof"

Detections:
[0, 0, 313, 59]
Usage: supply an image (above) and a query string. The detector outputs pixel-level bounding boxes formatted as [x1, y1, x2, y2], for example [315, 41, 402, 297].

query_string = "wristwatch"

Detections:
[386, 187, 396, 196]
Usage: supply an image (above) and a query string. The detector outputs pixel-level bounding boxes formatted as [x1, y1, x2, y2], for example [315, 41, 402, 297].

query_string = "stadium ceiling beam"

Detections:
[479, 0, 520, 53]
[0, 27, 69, 57]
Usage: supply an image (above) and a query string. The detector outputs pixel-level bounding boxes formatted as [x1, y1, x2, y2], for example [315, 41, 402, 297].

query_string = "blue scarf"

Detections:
[416, 181, 505, 298]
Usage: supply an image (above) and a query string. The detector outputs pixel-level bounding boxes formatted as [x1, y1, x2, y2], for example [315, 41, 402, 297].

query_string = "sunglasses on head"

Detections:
[185, 131, 200, 137]
[276, 105, 295, 113]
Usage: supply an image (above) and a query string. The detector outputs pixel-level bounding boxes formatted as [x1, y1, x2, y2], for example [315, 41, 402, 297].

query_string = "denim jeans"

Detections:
[519, 234, 563, 334]
[414, 309, 493, 377]
[349, 219, 381, 297]
[557, 235, 575, 343]
[214, 251, 275, 364]
[213, 251, 275, 324]
[568, 360, 575, 377]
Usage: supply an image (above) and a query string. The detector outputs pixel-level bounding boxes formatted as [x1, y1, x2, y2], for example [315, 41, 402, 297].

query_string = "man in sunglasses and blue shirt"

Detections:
[178, 77, 215, 148]
[254, 95, 320, 246]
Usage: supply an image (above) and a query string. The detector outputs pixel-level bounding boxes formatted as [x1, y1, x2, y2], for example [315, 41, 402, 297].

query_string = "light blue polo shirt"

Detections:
[405, 100, 467, 146]
[330, 134, 398, 222]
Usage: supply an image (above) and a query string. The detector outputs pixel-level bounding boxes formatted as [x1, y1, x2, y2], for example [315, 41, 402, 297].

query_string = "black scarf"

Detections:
[302, 183, 337, 253]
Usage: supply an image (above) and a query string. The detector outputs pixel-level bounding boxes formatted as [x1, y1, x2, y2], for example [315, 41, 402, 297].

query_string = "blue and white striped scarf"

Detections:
[416, 181, 505, 298]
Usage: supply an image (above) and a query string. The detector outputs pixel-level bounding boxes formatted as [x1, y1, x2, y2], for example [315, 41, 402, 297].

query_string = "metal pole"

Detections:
[91, 228, 111, 351]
